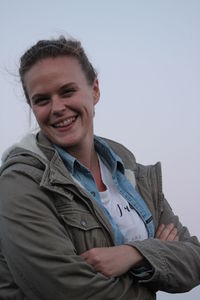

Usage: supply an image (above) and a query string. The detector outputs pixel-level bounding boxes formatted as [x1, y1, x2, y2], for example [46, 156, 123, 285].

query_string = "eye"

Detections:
[62, 88, 76, 97]
[32, 97, 50, 106]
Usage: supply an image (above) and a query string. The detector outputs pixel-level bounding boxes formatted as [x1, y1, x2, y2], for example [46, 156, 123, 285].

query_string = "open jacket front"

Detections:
[0, 132, 200, 300]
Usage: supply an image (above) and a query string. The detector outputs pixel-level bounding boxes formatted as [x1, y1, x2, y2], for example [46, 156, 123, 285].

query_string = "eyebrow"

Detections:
[59, 82, 77, 91]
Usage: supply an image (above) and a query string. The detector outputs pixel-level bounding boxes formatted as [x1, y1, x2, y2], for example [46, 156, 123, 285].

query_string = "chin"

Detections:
[54, 137, 79, 149]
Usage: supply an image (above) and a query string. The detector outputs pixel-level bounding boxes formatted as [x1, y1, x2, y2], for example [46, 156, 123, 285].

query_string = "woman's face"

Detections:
[24, 56, 100, 150]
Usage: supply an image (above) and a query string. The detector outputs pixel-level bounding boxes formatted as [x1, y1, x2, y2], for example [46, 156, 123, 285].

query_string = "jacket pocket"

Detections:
[61, 209, 109, 254]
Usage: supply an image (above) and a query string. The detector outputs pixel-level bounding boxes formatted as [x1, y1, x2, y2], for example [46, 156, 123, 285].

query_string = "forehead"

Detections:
[24, 56, 87, 92]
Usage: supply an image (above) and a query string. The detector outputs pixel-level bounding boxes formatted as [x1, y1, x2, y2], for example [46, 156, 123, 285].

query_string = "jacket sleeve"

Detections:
[129, 164, 200, 293]
[0, 167, 146, 300]
[0, 245, 27, 299]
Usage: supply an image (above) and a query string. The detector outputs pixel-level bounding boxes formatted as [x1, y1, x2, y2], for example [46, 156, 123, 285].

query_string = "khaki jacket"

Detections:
[0, 132, 200, 299]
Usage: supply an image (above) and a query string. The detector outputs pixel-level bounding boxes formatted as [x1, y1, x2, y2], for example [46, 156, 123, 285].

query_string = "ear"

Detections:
[93, 78, 100, 105]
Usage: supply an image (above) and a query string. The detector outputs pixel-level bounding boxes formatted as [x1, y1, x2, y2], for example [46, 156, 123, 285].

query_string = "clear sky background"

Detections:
[0, 1, 200, 299]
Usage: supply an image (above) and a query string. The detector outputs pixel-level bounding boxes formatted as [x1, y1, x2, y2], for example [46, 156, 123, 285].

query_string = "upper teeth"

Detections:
[54, 117, 76, 128]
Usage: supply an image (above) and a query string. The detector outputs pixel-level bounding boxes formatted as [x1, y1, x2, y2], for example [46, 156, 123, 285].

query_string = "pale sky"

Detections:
[0, 1, 200, 299]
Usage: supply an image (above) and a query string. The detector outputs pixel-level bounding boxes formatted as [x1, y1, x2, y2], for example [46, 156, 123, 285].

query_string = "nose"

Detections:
[51, 96, 66, 115]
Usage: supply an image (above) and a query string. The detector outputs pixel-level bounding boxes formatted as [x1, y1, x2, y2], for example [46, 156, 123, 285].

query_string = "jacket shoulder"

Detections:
[135, 162, 163, 227]
[136, 161, 162, 194]
[0, 147, 46, 183]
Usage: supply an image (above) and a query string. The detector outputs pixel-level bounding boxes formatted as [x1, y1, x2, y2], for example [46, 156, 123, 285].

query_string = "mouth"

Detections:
[52, 116, 77, 128]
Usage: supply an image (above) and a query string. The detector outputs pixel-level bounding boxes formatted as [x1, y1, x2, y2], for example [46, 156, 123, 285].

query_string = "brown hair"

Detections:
[19, 36, 97, 103]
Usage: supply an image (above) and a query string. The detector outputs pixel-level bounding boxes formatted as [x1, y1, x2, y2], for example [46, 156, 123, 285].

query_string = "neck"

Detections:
[72, 146, 98, 170]
[66, 138, 106, 192]
[66, 136, 97, 171]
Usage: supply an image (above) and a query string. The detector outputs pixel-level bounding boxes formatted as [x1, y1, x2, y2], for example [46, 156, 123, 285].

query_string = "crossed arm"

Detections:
[1, 166, 200, 298]
[81, 223, 179, 278]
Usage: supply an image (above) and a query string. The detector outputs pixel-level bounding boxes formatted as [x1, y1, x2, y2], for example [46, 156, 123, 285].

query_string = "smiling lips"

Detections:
[52, 116, 77, 128]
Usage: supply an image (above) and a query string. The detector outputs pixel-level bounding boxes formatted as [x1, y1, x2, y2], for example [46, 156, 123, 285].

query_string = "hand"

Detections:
[155, 223, 179, 241]
[81, 245, 143, 278]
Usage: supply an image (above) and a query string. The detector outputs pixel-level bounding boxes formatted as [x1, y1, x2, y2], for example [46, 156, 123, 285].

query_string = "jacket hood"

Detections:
[1, 133, 46, 165]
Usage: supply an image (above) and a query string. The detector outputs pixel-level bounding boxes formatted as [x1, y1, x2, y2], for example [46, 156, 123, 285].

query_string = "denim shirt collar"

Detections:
[54, 136, 124, 177]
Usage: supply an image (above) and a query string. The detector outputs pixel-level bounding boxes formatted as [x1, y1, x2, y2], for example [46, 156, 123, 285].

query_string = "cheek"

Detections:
[81, 94, 96, 115]
[32, 107, 49, 125]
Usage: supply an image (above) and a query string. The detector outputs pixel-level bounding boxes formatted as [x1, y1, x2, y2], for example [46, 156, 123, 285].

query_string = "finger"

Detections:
[81, 248, 97, 260]
[174, 235, 179, 241]
[80, 251, 89, 260]
[159, 223, 175, 240]
[81, 256, 99, 269]
[81, 250, 94, 265]
[166, 227, 178, 241]
[155, 224, 165, 238]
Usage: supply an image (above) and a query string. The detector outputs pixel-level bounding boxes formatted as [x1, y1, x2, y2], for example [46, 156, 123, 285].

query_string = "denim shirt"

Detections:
[55, 136, 154, 245]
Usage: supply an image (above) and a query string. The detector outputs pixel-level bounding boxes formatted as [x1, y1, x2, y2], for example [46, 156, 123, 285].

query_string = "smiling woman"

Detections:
[0, 36, 200, 300]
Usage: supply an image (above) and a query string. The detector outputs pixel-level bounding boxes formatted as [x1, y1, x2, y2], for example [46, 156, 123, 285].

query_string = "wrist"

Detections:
[123, 245, 144, 268]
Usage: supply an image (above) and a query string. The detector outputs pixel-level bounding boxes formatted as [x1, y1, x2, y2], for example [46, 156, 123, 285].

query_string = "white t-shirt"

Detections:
[99, 156, 148, 243]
